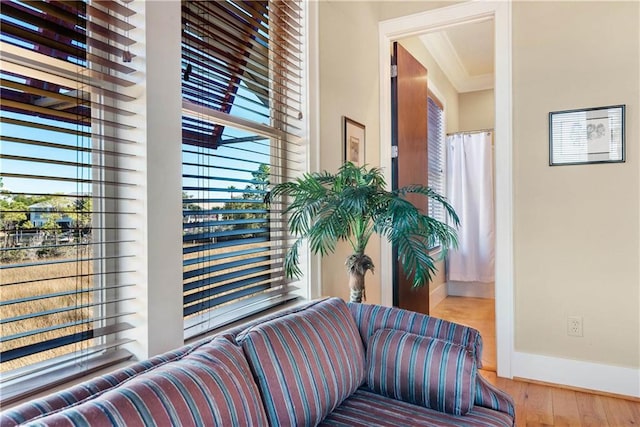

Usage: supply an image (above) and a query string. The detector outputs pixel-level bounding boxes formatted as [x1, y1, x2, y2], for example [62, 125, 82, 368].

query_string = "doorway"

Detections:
[391, 25, 497, 368]
[378, 2, 514, 378]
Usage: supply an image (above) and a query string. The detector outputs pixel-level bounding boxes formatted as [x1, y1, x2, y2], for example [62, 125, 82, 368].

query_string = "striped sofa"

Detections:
[1, 298, 515, 427]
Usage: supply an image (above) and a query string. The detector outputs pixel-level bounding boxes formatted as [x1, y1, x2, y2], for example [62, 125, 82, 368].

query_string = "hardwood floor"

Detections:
[432, 296, 640, 426]
[431, 296, 496, 370]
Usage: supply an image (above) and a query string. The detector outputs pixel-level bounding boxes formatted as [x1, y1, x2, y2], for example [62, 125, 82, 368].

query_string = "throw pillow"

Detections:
[366, 328, 477, 416]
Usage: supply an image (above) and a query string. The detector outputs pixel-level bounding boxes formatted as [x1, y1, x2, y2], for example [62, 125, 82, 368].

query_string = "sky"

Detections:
[1, 77, 271, 205]
[1, 6, 273, 206]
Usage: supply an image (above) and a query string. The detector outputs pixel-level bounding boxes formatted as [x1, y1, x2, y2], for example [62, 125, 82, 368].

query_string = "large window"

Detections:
[181, 0, 305, 338]
[0, 0, 139, 403]
[427, 92, 446, 225]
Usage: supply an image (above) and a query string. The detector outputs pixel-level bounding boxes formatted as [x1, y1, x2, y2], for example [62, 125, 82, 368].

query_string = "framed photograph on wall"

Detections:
[549, 105, 625, 166]
[343, 117, 365, 166]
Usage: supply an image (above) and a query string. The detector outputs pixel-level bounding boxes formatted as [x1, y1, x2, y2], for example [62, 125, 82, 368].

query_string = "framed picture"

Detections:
[549, 105, 625, 166]
[343, 116, 365, 166]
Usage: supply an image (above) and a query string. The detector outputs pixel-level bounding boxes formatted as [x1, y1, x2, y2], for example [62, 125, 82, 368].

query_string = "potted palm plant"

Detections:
[271, 162, 459, 303]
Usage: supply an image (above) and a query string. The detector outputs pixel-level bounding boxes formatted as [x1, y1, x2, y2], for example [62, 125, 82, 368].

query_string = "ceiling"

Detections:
[418, 19, 494, 93]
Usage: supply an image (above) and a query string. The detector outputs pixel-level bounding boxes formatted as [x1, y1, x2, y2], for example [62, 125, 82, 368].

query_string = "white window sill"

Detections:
[1, 349, 133, 409]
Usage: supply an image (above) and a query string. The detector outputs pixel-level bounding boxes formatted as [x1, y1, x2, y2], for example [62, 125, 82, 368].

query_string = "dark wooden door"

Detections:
[391, 42, 430, 314]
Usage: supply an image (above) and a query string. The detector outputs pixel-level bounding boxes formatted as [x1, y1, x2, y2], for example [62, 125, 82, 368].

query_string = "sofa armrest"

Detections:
[348, 302, 484, 368]
[475, 374, 516, 420]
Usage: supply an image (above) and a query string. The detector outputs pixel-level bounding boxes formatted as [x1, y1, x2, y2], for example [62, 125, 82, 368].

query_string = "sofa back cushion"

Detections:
[238, 297, 365, 427]
[366, 329, 477, 416]
[27, 337, 268, 427]
[349, 302, 484, 367]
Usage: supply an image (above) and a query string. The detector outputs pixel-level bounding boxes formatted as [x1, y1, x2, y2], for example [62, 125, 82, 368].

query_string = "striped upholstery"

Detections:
[0, 300, 323, 427]
[319, 388, 514, 427]
[348, 302, 484, 367]
[348, 302, 515, 419]
[237, 297, 365, 427]
[2, 298, 515, 427]
[1, 346, 196, 427]
[367, 329, 477, 415]
[475, 375, 516, 418]
[9, 337, 268, 427]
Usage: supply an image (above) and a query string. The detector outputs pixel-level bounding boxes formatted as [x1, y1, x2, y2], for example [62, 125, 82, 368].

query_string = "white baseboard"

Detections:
[429, 283, 447, 311]
[447, 281, 495, 299]
[513, 351, 640, 398]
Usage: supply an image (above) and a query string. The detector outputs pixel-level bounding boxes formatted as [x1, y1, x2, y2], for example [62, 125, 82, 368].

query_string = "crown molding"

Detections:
[419, 31, 494, 93]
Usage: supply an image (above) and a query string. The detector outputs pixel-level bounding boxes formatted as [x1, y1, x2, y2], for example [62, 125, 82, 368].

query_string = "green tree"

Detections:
[182, 192, 202, 212]
[222, 164, 270, 232]
[0, 200, 30, 247]
[39, 197, 70, 243]
[271, 162, 459, 303]
[70, 198, 92, 231]
[249, 163, 270, 193]
[10, 193, 49, 207]
[1, 201, 29, 232]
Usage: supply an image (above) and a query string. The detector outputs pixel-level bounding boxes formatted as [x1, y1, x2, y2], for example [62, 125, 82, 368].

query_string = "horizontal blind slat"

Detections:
[1, 0, 140, 377]
[0, 323, 134, 363]
[0, 284, 133, 306]
[2, 296, 134, 325]
[2, 311, 136, 344]
[427, 96, 445, 224]
[183, 286, 299, 339]
[181, 0, 303, 336]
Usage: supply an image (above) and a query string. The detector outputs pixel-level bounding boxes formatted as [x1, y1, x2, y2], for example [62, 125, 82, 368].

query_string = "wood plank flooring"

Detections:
[431, 296, 496, 370]
[431, 296, 640, 426]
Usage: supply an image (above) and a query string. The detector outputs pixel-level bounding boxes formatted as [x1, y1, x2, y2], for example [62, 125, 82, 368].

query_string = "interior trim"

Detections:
[378, 1, 514, 378]
[513, 351, 640, 398]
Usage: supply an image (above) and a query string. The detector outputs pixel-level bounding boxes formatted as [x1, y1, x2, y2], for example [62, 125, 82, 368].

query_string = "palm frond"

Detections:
[307, 201, 353, 255]
[283, 237, 304, 279]
[271, 162, 459, 286]
[395, 184, 460, 227]
[372, 191, 458, 287]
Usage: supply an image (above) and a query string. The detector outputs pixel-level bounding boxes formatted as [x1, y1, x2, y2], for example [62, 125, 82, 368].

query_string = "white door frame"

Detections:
[378, 1, 514, 378]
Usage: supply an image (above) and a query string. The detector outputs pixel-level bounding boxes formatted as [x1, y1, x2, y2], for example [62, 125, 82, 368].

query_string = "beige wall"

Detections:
[317, 1, 458, 304]
[318, 0, 382, 303]
[317, 0, 640, 372]
[513, 1, 639, 367]
[459, 89, 494, 132]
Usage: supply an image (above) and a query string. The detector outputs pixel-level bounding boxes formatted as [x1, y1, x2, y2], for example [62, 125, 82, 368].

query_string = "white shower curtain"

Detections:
[446, 132, 495, 283]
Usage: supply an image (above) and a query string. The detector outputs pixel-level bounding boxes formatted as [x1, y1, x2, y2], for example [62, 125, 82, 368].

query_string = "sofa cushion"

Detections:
[349, 302, 484, 367]
[366, 329, 477, 416]
[26, 336, 268, 427]
[319, 387, 513, 427]
[238, 297, 365, 427]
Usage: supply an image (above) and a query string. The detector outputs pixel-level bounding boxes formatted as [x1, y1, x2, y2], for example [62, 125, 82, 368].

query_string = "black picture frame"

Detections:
[549, 105, 625, 166]
[343, 117, 366, 166]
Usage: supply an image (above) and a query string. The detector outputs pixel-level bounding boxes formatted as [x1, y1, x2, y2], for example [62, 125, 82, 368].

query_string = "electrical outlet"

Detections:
[567, 316, 583, 337]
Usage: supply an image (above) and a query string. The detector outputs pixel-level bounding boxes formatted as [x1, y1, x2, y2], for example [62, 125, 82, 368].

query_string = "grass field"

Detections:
[1, 240, 281, 373]
[1, 259, 94, 373]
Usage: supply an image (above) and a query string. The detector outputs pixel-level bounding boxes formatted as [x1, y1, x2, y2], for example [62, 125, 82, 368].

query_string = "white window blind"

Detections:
[427, 94, 445, 224]
[181, 0, 305, 339]
[0, 0, 139, 404]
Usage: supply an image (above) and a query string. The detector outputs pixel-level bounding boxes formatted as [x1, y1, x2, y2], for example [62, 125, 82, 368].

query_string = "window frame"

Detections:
[0, 0, 139, 405]
[180, 0, 306, 340]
